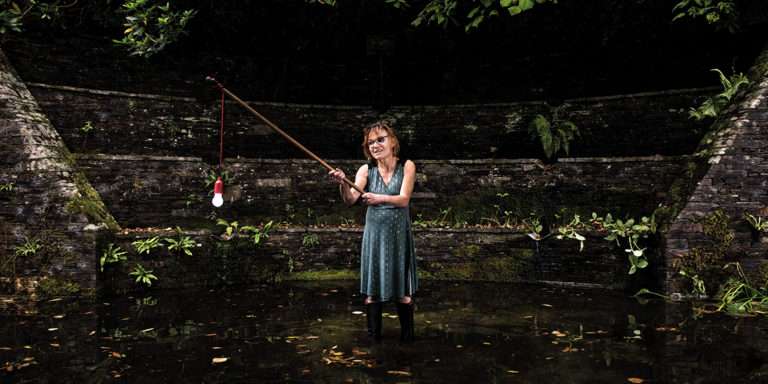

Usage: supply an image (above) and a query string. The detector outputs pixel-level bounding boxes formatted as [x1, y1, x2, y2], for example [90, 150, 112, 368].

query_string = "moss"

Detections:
[452, 244, 481, 258]
[700, 208, 734, 260]
[66, 172, 120, 231]
[283, 269, 359, 281]
[36, 277, 80, 300]
[421, 251, 535, 282]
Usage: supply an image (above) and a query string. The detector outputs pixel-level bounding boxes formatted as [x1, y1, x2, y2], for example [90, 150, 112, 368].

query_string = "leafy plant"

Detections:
[129, 263, 158, 287]
[241, 220, 274, 246]
[554, 214, 587, 251]
[113, 0, 197, 57]
[679, 269, 707, 298]
[591, 213, 657, 275]
[100, 243, 128, 272]
[522, 215, 544, 241]
[716, 263, 768, 315]
[79, 120, 94, 133]
[0, 182, 13, 192]
[672, 0, 738, 32]
[164, 227, 195, 256]
[528, 106, 580, 160]
[482, 193, 516, 228]
[745, 212, 768, 233]
[302, 233, 320, 248]
[217, 219, 242, 240]
[689, 68, 749, 120]
[411, 0, 555, 32]
[131, 236, 163, 255]
[14, 237, 41, 257]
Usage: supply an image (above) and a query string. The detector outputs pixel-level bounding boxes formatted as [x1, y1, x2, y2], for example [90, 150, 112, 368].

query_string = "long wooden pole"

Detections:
[206, 76, 364, 194]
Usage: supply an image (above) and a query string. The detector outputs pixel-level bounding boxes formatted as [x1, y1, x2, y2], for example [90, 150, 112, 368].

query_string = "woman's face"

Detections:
[367, 128, 394, 160]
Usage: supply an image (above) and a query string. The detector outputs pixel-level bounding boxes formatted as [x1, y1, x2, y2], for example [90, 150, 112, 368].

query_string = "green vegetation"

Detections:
[112, 0, 196, 57]
[100, 243, 128, 272]
[745, 212, 768, 233]
[131, 236, 163, 255]
[14, 237, 41, 257]
[66, 172, 121, 231]
[528, 107, 580, 160]
[164, 227, 196, 256]
[36, 277, 80, 300]
[79, 120, 94, 133]
[689, 69, 750, 121]
[672, 0, 738, 32]
[129, 263, 158, 287]
[715, 263, 768, 316]
[302, 233, 320, 248]
[241, 220, 274, 245]
[0, 182, 13, 192]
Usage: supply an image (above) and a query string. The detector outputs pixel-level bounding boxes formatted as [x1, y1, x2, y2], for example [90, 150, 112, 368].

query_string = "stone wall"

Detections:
[30, 83, 710, 160]
[103, 227, 633, 292]
[0, 50, 117, 293]
[662, 44, 768, 294]
[74, 154, 685, 229]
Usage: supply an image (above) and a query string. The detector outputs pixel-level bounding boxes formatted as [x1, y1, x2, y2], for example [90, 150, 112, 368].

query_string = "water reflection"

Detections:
[1, 281, 767, 383]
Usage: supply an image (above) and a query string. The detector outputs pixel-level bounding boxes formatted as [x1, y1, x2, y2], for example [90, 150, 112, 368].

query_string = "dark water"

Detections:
[2, 280, 768, 383]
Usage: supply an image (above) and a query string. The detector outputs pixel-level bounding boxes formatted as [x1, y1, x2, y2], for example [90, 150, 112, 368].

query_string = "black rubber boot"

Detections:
[396, 302, 415, 343]
[366, 302, 383, 342]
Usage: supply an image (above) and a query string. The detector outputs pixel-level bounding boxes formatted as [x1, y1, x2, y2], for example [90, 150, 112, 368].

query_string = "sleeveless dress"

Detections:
[360, 160, 418, 302]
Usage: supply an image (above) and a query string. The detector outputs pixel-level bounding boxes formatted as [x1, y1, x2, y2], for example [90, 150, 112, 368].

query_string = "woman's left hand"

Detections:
[361, 193, 385, 205]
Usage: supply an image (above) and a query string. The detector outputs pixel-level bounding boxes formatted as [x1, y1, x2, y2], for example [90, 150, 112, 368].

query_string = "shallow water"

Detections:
[2, 280, 768, 383]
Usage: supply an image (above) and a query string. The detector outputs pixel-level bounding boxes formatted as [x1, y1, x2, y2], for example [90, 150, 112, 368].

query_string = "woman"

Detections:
[329, 121, 418, 342]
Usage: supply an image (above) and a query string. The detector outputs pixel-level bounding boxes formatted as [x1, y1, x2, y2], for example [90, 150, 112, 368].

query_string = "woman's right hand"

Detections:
[328, 168, 346, 185]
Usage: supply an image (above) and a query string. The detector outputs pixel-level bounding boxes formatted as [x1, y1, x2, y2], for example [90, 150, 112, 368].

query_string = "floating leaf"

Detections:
[212, 357, 229, 364]
[627, 378, 644, 383]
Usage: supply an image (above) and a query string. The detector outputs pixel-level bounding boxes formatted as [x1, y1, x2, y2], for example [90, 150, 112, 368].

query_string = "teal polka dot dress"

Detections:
[361, 160, 418, 302]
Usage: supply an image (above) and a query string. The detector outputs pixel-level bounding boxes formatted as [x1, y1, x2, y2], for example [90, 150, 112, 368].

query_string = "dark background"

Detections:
[3, 0, 767, 105]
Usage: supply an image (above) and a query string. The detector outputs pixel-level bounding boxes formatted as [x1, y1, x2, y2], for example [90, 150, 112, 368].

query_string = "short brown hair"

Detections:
[362, 121, 400, 161]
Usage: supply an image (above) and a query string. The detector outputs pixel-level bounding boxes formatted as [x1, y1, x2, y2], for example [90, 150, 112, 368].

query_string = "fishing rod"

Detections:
[206, 76, 364, 195]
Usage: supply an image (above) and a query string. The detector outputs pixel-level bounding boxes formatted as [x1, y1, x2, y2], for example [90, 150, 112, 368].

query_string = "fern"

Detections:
[690, 68, 749, 120]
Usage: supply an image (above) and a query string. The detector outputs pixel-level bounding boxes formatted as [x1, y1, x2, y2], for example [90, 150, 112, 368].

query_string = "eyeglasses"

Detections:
[367, 135, 388, 147]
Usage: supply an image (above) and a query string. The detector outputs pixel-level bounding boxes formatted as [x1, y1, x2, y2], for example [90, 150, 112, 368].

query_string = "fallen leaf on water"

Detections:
[627, 378, 644, 383]
[50, 343, 60, 348]
[88, 331, 95, 336]
[110, 352, 124, 359]
[352, 311, 363, 315]
[551, 330, 567, 337]
[22, 357, 35, 362]
[507, 370, 520, 374]
[541, 304, 553, 308]
[212, 357, 229, 364]
[387, 370, 412, 377]
[0, 347, 11, 351]
[53, 315, 65, 319]
[212, 347, 222, 350]
[47, 328, 58, 332]
[205, 333, 217, 337]
[140, 328, 155, 333]
[482, 342, 492, 346]
[305, 335, 319, 340]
